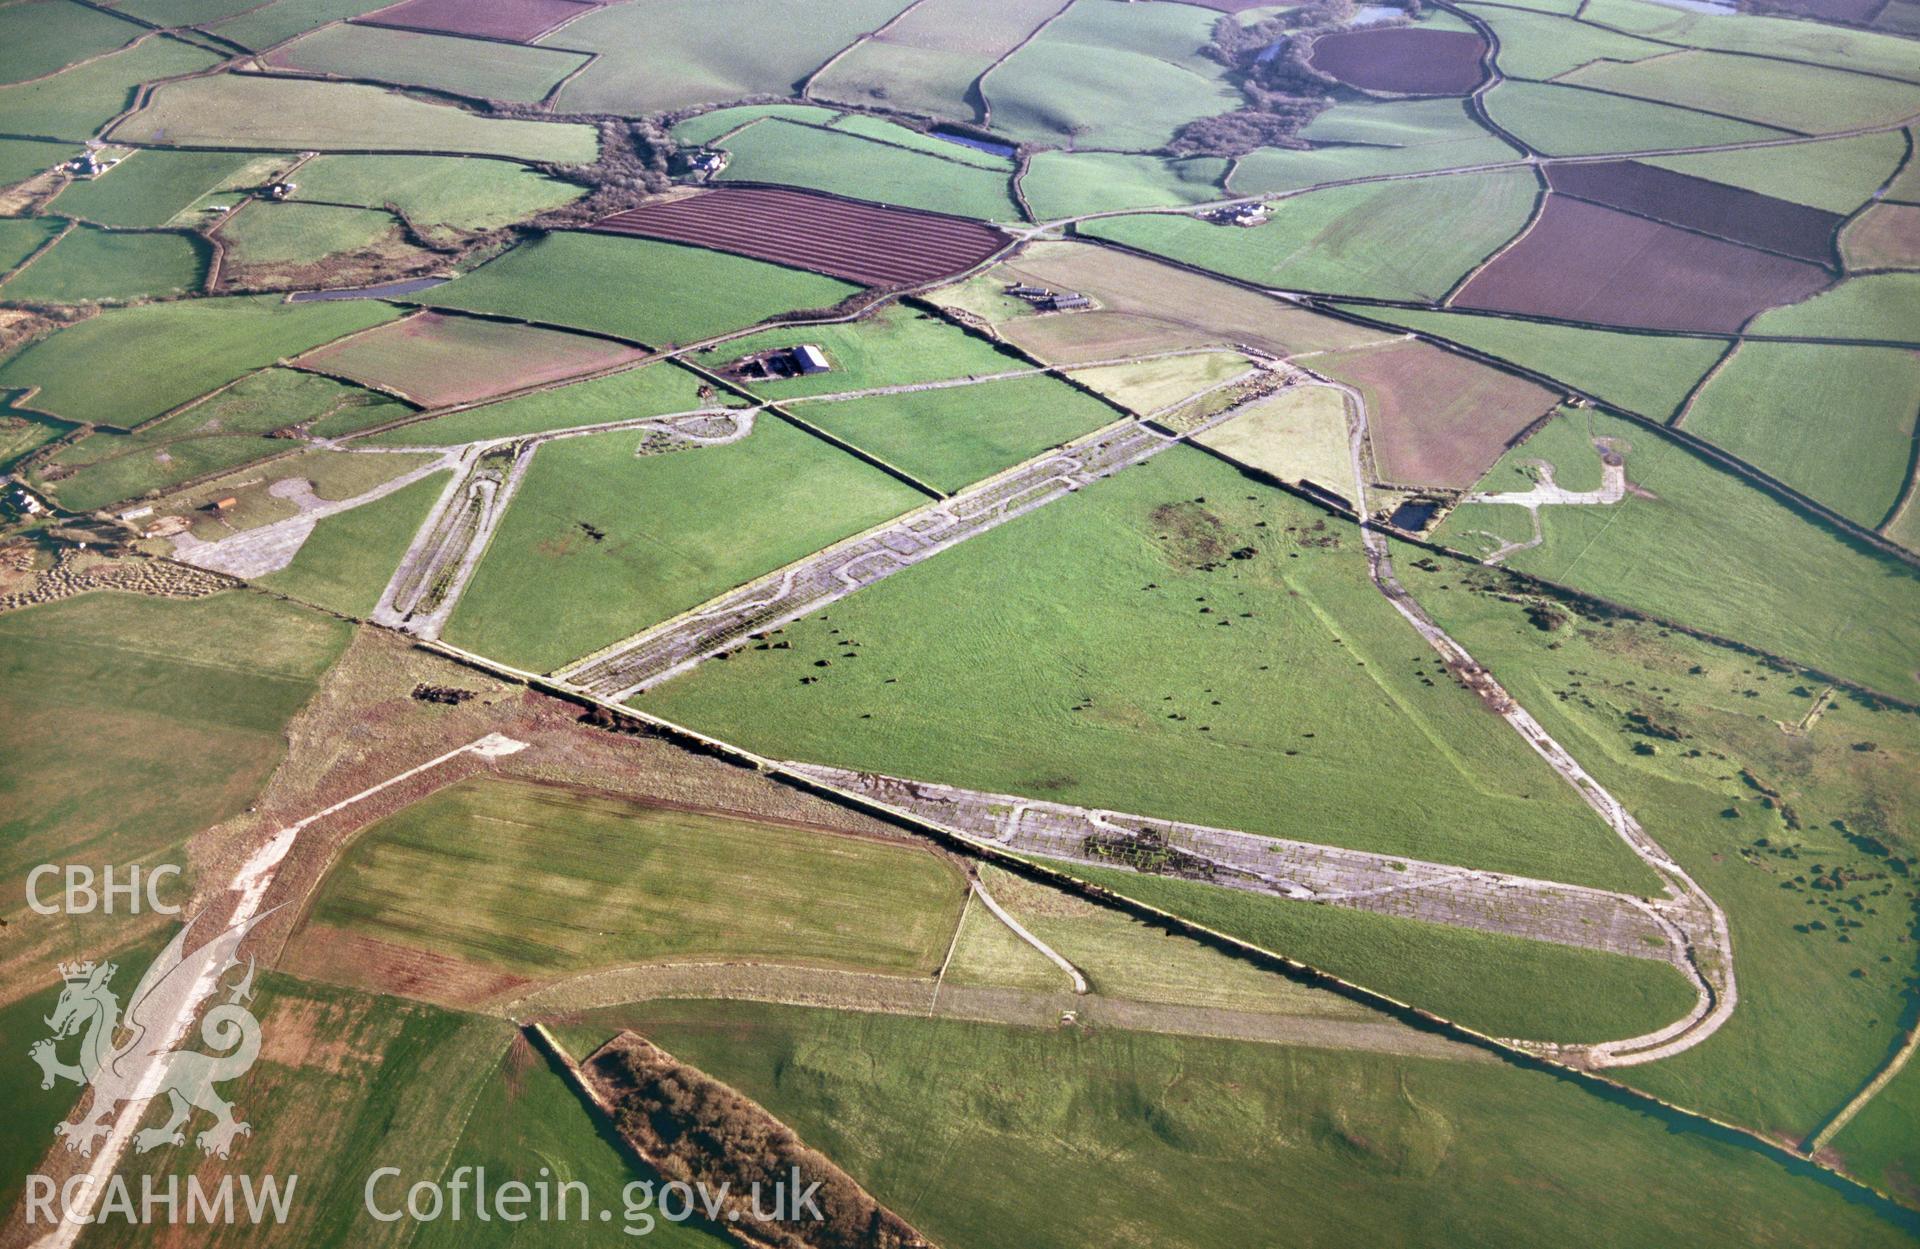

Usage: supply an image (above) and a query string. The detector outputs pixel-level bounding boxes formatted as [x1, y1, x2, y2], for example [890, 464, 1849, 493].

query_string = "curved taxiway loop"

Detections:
[1309, 370, 1737, 1065]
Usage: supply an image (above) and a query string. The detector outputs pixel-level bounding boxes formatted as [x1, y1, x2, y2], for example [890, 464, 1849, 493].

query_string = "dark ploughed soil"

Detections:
[1546, 160, 1842, 266]
[593, 187, 1007, 288]
[358, 0, 596, 43]
[1307, 27, 1488, 95]
[1452, 196, 1832, 333]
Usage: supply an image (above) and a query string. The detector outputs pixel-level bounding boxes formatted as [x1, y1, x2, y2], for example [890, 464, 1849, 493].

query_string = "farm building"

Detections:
[119, 506, 153, 522]
[794, 344, 831, 374]
[1043, 291, 1092, 311]
[66, 151, 117, 178]
[1206, 203, 1269, 227]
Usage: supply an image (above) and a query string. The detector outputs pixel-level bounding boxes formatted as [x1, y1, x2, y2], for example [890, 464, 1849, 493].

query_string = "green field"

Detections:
[363, 360, 723, 446]
[1638, 131, 1909, 215]
[668, 102, 840, 148]
[1580, 0, 1920, 81]
[446, 415, 922, 671]
[984, 0, 1239, 151]
[1683, 342, 1920, 529]
[421, 232, 861, 346]
[1082, 170, 1538, 302]
[1889, 129, 1920, 199]
[829, 114, 1014, 170]
[218, 200, 400, 267]
[1064, 862, 1698, 1042]
[112, 74, 599, 163]
[964, 863, 1383, 1016]
[1563, 49, 1920, 134]
[1230, 134, 1520, 197]
[273, 22, 591, 105]
[257, 470, 449, 615]
[0, 590, 347, 889]
[1340, 305, 1726, 420]
[1750, 273, 1920, 342]
[703, 303, 1021, 400]
[548, 0, 910, 115]
[0, 216, 62, 277]
[114, 0, 275, 24]
[290, 154, 584, 232]
[0, 223, 207, 304]
[0, 35, 220, 141]
[207, 0, 394, 49]
[611, 1000, 1918, 1249]
[49, 149, 283, 227]
[715, 118, 1020, 220]
[1231, 98, 1519, 195]
[1023, 152, 1230, 219]
[309, 777, 964, 978]
[0, 294, 401, 426]
[0, 137, 72, 188]
[1396, 554, 1920, 1144]
[1303, 97, 1494, 149]
[1436, 407, 1920, 700]
[1833, 1055, 1920, 1208]
[39, 367, 409, 510]
[417, 1043, 731, 1249]
[1481, 80, 1784, 156]
[0, 0, 143, 86]
[0, 404, 73, 472]
[647, 447, 1659, 891]
[811, 0, 1063, 121]
[813, 41, 986, 121]
[790, 373, 1120, 493]
[1465, 3, 1667, 79]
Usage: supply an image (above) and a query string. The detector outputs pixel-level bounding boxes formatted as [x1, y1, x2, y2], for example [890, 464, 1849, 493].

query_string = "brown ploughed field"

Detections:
[592, 187, 1008, 288]
[1545, 160, 1842, 266]
[1452, 196, 1832, 333]
[1307, 27, 1488, 96]
[1311, 338, 1560, 489]
[357, 0, 597, 42]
